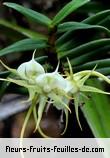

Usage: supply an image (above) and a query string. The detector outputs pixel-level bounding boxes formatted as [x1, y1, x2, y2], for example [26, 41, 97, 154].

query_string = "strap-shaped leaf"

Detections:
[0, 38, 47, 56]
[76, 1, 105, 14]
[0, 71, 9, 77]
[81, 79, 110, 137]
[4, 2, 52, 27]
[59, 39, 110, 58]
[95, 67, 110, 75]
[52, 0, 90, 26]
[74, 59, 110, 72]
[97, 16, 110, 29]
[58, 22, 110, 34]
[56, 22, 110, 50]
[56, 32, 79, 50]
[56, 40, 75, 52]
[83, 10, 110, 24]
[65, 45, 110, 67]
[0, 19, 47, 40]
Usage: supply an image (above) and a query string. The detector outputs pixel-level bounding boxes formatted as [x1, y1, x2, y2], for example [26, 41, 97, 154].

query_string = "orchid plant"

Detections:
[0, 50, 110, 138]
[0, 0, 110, 138]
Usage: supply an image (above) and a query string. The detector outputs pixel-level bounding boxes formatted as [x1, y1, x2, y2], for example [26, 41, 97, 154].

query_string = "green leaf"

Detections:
[97, 16, 110, 29]
[56, 21, 110, 51]
[81, 79, 110, 137]
[76, 1, 106, 14]
[95, 67, 110, 75]
[0, 38, 47, 56]
[56, 40, 75, 52]
[56, 33, 77, 50]
[52, 0, 90, 26]
[58, 22, 110, 34]
[0, 19, 47, 40]
[35, 56, 48, 64]
[0, 71, 9, 77]
[4, 2, 52, 27]
[59, 39, 110, 59]
[57, 22, 110, 51]
[73, 58, 110, 72]
[81, 95, 107, 137]
[83, 10, 110, 24]
[64, 45, 110, 67]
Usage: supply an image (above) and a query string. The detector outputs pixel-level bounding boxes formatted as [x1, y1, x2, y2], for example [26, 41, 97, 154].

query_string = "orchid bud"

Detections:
[17, 50, 45, 82]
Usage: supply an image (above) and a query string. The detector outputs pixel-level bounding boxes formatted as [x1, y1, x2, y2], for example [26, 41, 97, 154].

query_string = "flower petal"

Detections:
[0, 60, 17, 74]
[80, 85, 110, 95]
[34, 95, 47, 131]
[61, 108, 69, 135]
[74, 94, 82, 130]
[33, 105, 49, 138]
[49, 92, 71, 113]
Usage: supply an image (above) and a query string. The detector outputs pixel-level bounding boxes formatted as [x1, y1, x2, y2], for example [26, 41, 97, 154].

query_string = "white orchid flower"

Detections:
[64, 59, 110, 129]
[0, 52, 110, 138]
[17, 50, 45, 83]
